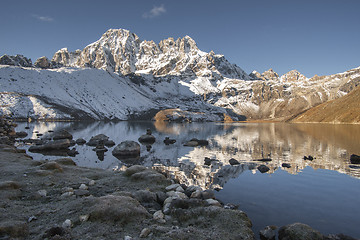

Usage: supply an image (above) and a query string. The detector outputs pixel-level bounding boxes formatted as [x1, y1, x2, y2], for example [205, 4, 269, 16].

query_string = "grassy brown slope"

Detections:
[291, 85, 360, 124]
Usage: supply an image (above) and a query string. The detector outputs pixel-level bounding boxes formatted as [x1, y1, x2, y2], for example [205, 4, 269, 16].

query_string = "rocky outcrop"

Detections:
[51, 48, 81, 67]
[280, 70, 308, 82]
[34, 56, 51, 69]
[0, 54, 32, 67]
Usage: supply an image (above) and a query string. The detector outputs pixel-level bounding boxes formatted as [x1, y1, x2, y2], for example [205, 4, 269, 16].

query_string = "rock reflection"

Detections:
[151, 122, 360, 190]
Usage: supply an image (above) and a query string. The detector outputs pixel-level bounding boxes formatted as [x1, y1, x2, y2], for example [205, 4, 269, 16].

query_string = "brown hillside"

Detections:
[291, 86, 360, 123]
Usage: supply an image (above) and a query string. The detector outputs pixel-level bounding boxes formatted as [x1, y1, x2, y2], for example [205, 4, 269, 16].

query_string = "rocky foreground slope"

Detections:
[1, 28, 359, 121]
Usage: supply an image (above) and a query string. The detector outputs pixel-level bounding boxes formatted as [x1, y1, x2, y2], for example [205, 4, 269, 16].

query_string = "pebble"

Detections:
[60, 192, 74, 198]
[124, 236, 132, 240]
[28, 216, 37, 223]
[88, 180, 96, 186]
[190, 190, 202, 199]
[139, 228, 151, 238]
[175, 186, 184, 192]
[37, 189, 47, 197]
[79, 214, 90, 222]
[153, 210, 165, 220]
[62, 219, 72, 228]
[79, 184, 88, 190]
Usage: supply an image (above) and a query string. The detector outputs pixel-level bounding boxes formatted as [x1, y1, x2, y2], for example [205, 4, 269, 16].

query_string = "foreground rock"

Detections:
[278, 223, 323, 240]
[86, 134, 109, 146]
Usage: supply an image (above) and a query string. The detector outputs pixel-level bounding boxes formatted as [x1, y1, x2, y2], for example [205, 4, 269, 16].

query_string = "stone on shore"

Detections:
[29, 139, 71, 152]
[278, 223, 323, 240]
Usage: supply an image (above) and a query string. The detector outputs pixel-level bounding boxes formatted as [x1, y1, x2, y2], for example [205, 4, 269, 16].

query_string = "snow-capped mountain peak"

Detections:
[51, 28, 249, 79]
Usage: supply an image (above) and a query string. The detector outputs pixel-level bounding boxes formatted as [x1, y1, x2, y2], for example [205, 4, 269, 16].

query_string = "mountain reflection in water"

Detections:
[15, 121, 360, 188]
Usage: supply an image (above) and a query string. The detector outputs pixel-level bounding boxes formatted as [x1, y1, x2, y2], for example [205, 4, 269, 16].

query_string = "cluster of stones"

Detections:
[0, 117, 17, 145]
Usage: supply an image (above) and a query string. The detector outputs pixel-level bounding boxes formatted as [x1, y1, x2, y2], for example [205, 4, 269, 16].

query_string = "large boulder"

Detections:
[138, 129, 156, 144]
[87, 134, 109, 146]
[88, 195, 150, 224]
[28, 139, 71, 152]
[278, 223, 323, 240]
[112, 141, 140, 157]
[52, 130, 73, 140]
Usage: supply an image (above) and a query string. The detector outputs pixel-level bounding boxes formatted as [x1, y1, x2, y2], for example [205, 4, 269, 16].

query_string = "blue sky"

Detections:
[1, 0, 359, 77]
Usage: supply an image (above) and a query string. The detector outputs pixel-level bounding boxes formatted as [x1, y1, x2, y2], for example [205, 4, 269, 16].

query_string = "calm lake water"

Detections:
[15, 121, 360, 239]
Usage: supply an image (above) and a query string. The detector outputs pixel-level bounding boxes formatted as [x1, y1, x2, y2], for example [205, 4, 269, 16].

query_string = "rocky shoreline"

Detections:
[0, 117, 357, 240]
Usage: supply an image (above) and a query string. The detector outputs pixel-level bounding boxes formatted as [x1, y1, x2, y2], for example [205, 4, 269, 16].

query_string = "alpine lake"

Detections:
[14, 121, 360, 239]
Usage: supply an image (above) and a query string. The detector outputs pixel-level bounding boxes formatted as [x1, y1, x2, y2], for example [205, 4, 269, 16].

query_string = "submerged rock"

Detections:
[75, 138, 86, 145]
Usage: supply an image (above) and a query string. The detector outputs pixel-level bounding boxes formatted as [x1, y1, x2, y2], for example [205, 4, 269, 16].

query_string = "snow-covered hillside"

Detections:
[0, 65, 238, 120]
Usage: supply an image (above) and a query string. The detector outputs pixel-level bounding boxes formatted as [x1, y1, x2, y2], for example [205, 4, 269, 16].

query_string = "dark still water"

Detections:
[15, 121, 360, 238]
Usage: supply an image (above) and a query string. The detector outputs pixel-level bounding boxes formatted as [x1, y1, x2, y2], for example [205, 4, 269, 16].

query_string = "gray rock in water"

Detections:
[75, 138, 86, 145]
[260, 225, 277, 240]
[52, 130, 73, 140]
[29, 139, 71, 152]
[34, 56, 51, 69]
[87, 134, 109, 146]
[278, 223, 323, 240]
[138, 133, 156, 144]
[257, 165, 270, 173]
[112, 141, 140, 157]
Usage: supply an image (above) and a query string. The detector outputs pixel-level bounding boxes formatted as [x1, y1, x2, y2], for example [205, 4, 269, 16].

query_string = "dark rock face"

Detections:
[278, 223, 323, 240]
[257, 165, 270, 173]
[0, 54, 32, 67]
[112, 141, 140, 157]
[350, 154, 360, 164]
[34, 56, 51, 69]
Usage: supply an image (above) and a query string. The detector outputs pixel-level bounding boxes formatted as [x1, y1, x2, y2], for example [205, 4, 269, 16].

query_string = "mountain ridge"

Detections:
[0, 28, 359, 122]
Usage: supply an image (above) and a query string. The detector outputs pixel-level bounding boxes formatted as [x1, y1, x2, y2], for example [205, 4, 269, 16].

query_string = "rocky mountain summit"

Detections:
[51, 29, 249, 80]
[0, 28, 359, 122]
